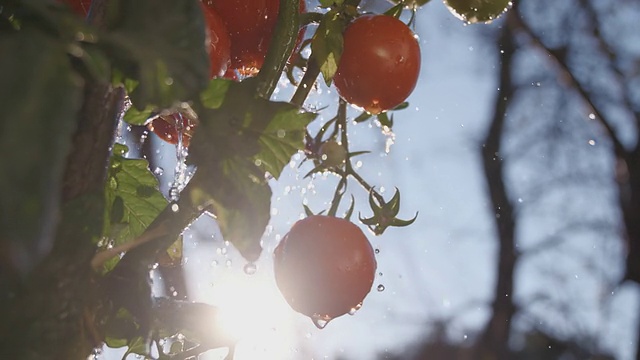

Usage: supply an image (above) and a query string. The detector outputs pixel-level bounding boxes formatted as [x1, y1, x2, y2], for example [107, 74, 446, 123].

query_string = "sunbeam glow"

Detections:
[186, 252, 302, 360]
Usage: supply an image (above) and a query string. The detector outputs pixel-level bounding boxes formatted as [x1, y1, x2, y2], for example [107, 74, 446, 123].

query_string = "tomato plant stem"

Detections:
[327, 100, 350, 216]
[256, 0, 300, 99]
[291, 57, 320, 107]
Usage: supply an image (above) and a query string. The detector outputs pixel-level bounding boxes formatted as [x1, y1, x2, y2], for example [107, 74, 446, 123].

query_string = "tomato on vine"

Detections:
[273, 215, 377, 326]
[200, 3, 231, 78]
[146, 113, 196, 147]
[202, 0, 305, 77]
[334, 15, 421, 115]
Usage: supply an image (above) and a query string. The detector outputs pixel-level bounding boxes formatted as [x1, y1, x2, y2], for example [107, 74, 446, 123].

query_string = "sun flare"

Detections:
[187, 256, 301, 360]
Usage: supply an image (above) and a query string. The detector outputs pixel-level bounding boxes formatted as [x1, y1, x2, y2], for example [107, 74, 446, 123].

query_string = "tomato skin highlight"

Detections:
[200, 3, 232, 79]
[274, 215, 377, 321]
[203, 0, 305, 76]
[334, 15, 421, 114]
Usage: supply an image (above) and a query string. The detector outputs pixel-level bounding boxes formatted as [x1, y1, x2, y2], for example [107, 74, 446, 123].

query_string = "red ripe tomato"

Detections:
[202, 0, 305, 76]
[200, 3, 231, 79]
[334, 15, 421, 114]
[59, 0, 91, 16]
[273, 215, 377, 324]
[146, 113, 196, 147]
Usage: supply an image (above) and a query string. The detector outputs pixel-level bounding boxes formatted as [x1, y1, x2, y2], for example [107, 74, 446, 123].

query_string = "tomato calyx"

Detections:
[359, 188, 418, 235]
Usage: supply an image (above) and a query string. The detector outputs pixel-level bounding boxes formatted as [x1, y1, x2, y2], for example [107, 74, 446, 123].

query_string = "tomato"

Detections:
[443, 0, 511, 24]
[146, 113, 196, 147]
[273, 215, 377, 324]
[333, 15, 421, 115]
[202, 0, 305, 76]
[59, 0, 91, 16]
[200, 3, 231, 79]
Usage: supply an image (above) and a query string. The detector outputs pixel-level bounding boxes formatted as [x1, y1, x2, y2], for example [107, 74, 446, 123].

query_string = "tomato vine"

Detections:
[0, 0, 513, 358]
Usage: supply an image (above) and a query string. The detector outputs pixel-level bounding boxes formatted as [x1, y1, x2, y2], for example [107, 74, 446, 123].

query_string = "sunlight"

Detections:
[193, 263, 301, 360]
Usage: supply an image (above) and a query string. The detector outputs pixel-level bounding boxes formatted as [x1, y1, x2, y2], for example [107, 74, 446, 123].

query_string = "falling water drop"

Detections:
[377, 284, 386, 292]
[243, 262, 257, 275]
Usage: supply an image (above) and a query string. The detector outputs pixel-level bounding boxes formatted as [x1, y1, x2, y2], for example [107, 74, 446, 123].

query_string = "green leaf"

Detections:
[190, 157, 271, 262]
[255, 107, 315, 179]
[0, 28, 83, 274]
[123, 104, 155, 126]
[102, 0, 209, 109]
[311, 10, 347, 85]
[318, 0, 336, 7]
[189, 80, 316, 260]
[103, 144, 167, 271]
[201, 78, 233, 109]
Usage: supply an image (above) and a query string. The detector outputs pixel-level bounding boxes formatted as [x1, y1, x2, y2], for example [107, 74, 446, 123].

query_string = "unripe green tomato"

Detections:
[443, 0, 511, 24]
[319, 141, 347, 168]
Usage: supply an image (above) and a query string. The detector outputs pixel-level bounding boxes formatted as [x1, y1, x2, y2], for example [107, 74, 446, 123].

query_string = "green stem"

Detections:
[256, 0, 300, 99]
[300, 12, 324, 26]
[290, 57, 320, 107]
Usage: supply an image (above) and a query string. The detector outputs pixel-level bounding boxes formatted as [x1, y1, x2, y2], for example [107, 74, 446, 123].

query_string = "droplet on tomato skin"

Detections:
[311, 315, 331, 329]
[348, 302, 363, 316]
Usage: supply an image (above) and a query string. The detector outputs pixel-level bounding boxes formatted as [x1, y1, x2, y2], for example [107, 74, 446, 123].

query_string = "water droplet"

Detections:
[171, 203, 179, 212]
[377, 284, 386, 292]
[588, 113, 596, 120]
[211, 260, 218, 267]
[154, 167, 164, 176]
[243, 262, 257, 275]
[374, 248, 380, 254]
[311, 315, 331, 329]
[225, 259, 232, 267]
[588, 139, 596, 146]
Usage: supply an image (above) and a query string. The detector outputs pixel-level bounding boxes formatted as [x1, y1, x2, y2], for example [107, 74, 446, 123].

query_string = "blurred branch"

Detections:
[509, 6, 628, 160]
[520, 219, 616, 257]
[475, 13, 518, 360]
[576, 0, 640, 134]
